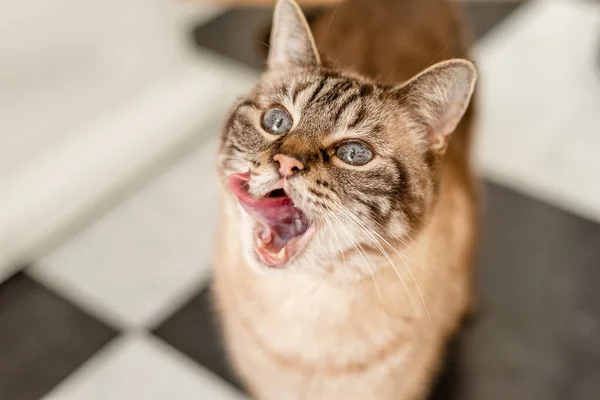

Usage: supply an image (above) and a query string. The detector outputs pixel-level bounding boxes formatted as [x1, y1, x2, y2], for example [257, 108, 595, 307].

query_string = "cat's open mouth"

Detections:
[228, 172, 315, 267]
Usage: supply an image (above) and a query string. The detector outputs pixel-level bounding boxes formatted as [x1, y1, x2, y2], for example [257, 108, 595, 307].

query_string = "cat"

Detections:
[214, 0, 478, 398]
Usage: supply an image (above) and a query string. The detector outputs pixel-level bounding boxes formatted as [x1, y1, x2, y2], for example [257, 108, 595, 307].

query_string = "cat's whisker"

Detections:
[327, 211, 377, 279]
[317, 204, 347, 269]
[332, 201, 431, 326]
[336, 202, 432, 325]
[381, 64, 397, 87]
[351, 210, 416, 262]
[344, 195, 417, 251]
[382, 44, 450, 104]
[319, 0, 342, 47]
[239, 182, 251, 192]
[326, 209, 386, 310]
[332, 205, 421, 322]
[423, 43, 451, 70]
[395, 91, 415, 103]
[340, 206, 419, 270]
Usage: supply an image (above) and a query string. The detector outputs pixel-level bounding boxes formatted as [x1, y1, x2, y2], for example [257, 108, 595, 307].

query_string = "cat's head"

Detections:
[218, 0, 476, 277]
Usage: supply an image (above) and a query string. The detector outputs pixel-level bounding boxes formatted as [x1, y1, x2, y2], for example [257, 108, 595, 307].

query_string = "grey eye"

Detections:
[335, 141, 374, 166]
[261, 107, 293, 135]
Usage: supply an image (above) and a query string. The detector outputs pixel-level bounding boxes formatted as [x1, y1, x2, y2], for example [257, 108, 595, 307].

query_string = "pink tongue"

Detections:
[227, 172, 310, 246]
[240, 202, 310, 242]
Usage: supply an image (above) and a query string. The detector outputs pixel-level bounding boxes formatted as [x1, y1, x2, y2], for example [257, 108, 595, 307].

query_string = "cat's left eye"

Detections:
[335, 141, 374, 166]
[261, 106, 293, 136]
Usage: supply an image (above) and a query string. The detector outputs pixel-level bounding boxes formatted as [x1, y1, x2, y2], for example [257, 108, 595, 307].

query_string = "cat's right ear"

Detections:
[267, 0, 321, 70]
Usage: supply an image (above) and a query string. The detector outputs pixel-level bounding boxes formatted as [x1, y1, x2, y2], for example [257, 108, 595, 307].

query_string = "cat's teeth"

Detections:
[256, 237, 267, 249]
[277, 247, 286, 260]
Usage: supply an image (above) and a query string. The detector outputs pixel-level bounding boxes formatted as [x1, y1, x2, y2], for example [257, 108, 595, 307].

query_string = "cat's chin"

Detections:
[229, 172, 316, 269]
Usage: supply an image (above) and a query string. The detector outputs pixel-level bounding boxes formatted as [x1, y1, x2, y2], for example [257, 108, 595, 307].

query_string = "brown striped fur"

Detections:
[214, 0, 479, 398]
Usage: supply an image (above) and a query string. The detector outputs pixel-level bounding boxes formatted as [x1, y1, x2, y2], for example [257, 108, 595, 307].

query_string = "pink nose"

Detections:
[273, 154, 304, 177]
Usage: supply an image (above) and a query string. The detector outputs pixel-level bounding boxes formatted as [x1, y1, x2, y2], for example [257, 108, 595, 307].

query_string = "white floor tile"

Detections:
[43, 334, 247, 400]
[31, 138, 222, 329]
[474, 0, 600, 221]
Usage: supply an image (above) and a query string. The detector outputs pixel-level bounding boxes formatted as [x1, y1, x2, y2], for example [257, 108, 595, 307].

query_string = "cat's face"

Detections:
[218, 0, 476, 277]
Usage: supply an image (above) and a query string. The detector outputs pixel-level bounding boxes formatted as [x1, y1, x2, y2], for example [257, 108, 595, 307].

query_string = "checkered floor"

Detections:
[2, 1, 600, 399]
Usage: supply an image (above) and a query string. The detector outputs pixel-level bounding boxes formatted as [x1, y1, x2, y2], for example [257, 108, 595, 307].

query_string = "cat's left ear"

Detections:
[268, 0, 321, 69]
[396, 60, 477, 152]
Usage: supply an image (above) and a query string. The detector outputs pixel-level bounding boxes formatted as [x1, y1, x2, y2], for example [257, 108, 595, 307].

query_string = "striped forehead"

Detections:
[267, 72, 383, 140]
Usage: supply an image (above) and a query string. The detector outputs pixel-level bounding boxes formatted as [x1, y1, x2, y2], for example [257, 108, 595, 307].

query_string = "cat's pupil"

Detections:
[348, 148, 356, 161]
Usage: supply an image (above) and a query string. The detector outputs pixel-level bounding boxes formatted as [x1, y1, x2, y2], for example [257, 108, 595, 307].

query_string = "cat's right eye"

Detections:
[335, 141, 374, 166]
[261, 107, 293, 136]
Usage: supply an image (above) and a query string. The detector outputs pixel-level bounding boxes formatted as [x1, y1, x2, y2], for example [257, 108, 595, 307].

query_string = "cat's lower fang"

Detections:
[254, 224, 315, 268]
[255, 244, 289, 267]
[277, 247, 286, 260]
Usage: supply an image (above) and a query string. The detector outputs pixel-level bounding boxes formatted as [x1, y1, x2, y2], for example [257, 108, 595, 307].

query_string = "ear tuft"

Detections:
[396, 60, 477, 152]
[268, 0, 321, 69]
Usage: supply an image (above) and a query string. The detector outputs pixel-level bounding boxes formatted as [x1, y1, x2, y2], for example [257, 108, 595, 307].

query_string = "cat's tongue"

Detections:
[228, 172, 312, 267]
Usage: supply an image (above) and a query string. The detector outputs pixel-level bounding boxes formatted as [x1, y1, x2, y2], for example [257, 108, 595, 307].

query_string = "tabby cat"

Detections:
[214, 0, 478, 398]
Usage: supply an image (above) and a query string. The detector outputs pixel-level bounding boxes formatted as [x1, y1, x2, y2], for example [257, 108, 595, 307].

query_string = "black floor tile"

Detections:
[152, 286, 244, 391]
[192, 7, 273, 69]
[0, 272, 118, 400]
[434, 182, 600, 400]
[155, 182, 600, 399]
[462, 1, 525, 40]
[191, 1, 526, 69]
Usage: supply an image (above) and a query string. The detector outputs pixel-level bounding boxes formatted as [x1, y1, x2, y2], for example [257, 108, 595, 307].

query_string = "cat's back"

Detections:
[310, 0, 469, 84]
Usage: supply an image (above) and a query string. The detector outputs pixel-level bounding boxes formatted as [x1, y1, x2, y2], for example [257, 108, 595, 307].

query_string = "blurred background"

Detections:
[0, 0, 599, 399]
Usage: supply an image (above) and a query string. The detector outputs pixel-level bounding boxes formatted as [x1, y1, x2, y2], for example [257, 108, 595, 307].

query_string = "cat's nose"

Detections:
[273, 154, 304, 178]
